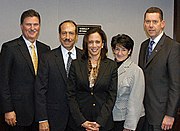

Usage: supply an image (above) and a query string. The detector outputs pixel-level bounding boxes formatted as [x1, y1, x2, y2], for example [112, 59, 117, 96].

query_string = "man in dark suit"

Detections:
[138, 7, 180, 131]
[0, 9, 50, 131]
[35, 20, 82, 131]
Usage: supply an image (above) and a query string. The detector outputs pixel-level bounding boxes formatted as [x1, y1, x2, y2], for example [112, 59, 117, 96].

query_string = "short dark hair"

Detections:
[111, 34, 134, 56]
[58, 20, 77, 34]
[144, 7, 163, 21]
[82, 27, 108, 60]
[20, 9, 41, 24]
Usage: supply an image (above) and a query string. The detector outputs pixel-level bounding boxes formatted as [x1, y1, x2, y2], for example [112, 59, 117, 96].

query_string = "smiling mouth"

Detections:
[91, 48, 99, 52]
[149, 30, 155, 32]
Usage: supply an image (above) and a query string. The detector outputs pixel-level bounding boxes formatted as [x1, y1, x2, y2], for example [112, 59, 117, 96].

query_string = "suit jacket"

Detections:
[35, 46, 82, 131]
[66, 57, 118, 131]
[0, 36, 50, 126]
[138, 33, 180, 125]
[113, 57, 145, 130]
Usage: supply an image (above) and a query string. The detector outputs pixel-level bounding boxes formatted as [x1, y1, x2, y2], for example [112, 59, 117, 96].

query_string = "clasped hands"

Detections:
[82, 121, 100, 131]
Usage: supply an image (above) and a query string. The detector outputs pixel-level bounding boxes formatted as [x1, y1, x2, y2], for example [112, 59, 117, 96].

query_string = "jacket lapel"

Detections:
[36, 41, 43, 60]
[79, 59, 89, 88]
[95, 59, 108, 86]
[76, 47, 82, 59]
[18, 36, 35, 75]
[146, 34, 166, 67]
[118, 58, 132, 76]
[54, 47, 67, 82]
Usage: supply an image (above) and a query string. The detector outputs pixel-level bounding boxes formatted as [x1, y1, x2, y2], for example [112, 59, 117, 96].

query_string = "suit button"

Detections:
[93, 104, 96, 106]
[91, 92, 93, 95]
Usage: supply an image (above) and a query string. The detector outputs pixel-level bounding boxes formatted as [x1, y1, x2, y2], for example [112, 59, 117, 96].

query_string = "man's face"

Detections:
[21, 16, 40, 43]
[59, 22, 77, 51]
[144, 13, 165, 39]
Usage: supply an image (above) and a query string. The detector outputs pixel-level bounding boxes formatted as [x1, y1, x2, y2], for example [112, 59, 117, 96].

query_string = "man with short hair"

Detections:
[138, 7, 180, 131]
[0, 9, 50, 131]
[35, 20, 82, 131]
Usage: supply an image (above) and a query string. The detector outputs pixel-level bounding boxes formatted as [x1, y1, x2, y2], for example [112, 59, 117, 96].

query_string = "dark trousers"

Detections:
[3, 121, 38, 131]
[112, 115, 145, 131]
[142, 118, 175, 131]
[0, 115, 6, 131]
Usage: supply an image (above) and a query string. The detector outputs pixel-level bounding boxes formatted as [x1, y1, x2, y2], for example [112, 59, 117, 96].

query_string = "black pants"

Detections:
[3, 122, 38, 131]
[0, 115, 6, 131]
[142, 118, 175, 131]
[112, 115, 145, 131]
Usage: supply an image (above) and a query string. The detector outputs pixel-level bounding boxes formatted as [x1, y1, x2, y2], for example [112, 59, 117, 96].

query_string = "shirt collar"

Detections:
[150, 31, 164, 44]
[22, 35, 37, 48]
[61, 45, 76, 57]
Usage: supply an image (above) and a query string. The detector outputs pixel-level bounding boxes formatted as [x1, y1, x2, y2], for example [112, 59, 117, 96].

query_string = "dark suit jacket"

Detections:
[66, 57, 118, 131]
[0, 36, 50, 126]
[138, 33, 180, 125]
[35, 46, 82, 131]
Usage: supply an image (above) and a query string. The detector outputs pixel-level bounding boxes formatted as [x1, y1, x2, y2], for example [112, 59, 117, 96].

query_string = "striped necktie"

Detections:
[66, 52, 72, 77]
[147, 40, 155, 60]
[30, 43, 38, 75]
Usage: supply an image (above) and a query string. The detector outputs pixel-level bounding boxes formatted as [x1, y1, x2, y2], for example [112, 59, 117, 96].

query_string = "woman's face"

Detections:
[113, 45, 130, 62]
[88, 32, 103, 58]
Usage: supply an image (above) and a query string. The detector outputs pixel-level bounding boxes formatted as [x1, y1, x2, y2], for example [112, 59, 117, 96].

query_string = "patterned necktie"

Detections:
[147, 40, 155, 60]
[66, 52, 72, 77]
[30, 43, 38, 75]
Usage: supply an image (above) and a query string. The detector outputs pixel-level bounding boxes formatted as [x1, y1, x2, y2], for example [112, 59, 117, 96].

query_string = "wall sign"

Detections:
[77, 25, 101, 35]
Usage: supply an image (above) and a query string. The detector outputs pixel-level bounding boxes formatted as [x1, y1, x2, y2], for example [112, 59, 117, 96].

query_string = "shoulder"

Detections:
[164, 35, 180, 46]
[36, 40, 50, 49]
[103, 57, 117, 68]
[41, 47, 60, 59]
[2, 37, 21, 49]
[104, 57, 115, 63]
[131, 62, 144, 74]
[125, 59, 144, 74]
[76, 47, 83, 52]
[75, 47, 83, 56]
[141, 39, 149, 47]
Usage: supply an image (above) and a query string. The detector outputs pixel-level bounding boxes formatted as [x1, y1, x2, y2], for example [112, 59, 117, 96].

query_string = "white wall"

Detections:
[0, 0, 174, 63]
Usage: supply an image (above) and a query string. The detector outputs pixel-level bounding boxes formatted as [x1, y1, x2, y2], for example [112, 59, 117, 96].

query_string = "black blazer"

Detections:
[66, 57, 118, 131]
[0, 36, 50, 126]
[138, 33, 180, 125]
[35, 46, 82, 131]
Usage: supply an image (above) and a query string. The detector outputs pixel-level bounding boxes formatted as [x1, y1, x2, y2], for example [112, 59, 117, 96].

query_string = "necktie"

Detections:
[30, 43, 38, 75]
[66, 52, 72, 77]
[147, 40, 155, 60]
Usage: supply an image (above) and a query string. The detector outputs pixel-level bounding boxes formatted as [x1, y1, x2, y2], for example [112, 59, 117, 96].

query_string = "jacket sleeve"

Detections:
[0, 44, 14, 113]
[124, 66, 145, 130]
[96, 62, 118, 127]
[166, 41, 180, 117]
[35, 54, 49, 121]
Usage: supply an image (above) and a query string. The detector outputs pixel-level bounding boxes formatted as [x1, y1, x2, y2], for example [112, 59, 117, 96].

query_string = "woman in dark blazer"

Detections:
[66, 27, 118, 131]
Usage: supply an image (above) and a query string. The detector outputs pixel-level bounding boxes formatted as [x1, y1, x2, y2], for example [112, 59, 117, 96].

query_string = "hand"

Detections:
[123, 128, 132, 131]
[5, 111, 17, 126]
[81, 121, 100, 131]
[161, 115, 174, 130]
[39, 121, 50, 131]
